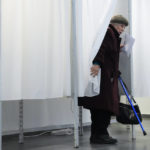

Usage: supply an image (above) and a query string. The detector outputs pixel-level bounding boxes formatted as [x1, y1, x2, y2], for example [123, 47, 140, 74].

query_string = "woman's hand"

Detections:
[90, 65, 100, 77]
[120, 44, 125, 52]
[120, 44, 124, 49]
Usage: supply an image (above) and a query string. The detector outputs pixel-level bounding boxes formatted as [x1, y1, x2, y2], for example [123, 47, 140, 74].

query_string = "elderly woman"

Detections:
[78, 15, 128, 144]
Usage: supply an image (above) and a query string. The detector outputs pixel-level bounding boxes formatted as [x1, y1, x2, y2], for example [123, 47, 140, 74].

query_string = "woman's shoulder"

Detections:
[103, 27, 114, 41]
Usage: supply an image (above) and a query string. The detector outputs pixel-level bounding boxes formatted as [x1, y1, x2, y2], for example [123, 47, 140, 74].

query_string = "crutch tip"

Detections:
[143, 131, 147, 136]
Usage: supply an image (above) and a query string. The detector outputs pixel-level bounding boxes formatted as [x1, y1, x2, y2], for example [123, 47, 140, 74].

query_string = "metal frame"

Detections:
[72, 0, 79, 147]
[17, 0, 81, 147]
[79, 106, 83, 136]
[19, 100, 24, 144]
[128, 0, 136, 140]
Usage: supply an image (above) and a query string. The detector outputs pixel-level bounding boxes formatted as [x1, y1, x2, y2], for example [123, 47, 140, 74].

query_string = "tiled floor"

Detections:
[2, 118, 150, 150]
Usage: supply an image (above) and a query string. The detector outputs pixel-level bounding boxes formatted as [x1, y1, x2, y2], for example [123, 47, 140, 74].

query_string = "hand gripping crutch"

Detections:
[118, 76, 147, 136]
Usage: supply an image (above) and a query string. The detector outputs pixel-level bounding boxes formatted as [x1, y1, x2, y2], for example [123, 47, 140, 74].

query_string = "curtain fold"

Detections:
[132, 0, 150, 97]
[0, 0, 71, 100]
[75, 0, 117, 96]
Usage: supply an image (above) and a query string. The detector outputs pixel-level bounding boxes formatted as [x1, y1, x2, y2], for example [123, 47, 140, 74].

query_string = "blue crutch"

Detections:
[118, 76, 147, 136]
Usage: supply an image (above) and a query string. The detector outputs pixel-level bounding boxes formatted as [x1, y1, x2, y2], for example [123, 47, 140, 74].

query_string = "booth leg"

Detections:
[128, 0, 136, 141]
[19, 100, 24, 144]
[132, 125, 136, 140]
[79, 106, 83, 136]
[73, 97, 79, 148]
[0, 102, 2, 150]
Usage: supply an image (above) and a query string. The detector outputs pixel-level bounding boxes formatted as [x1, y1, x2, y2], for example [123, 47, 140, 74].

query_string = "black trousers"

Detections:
[90, 109, 112, 136]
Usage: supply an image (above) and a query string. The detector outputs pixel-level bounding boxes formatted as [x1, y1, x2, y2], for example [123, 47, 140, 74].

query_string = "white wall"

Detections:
[4, 0, 148, 135]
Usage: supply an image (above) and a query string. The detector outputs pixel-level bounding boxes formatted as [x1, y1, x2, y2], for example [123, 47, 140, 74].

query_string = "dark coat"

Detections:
[78, 24, 121, 115]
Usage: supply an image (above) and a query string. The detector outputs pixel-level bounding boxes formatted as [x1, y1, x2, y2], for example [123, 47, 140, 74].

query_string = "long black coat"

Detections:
[78, 24, 121, 115]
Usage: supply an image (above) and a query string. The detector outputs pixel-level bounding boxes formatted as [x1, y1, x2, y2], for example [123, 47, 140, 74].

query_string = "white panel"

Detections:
[132, 0, 150, 97]
[0, 0, 71, 100]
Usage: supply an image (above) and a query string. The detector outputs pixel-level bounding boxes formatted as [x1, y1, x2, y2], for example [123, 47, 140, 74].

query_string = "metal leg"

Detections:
[79, 106, 83, 136]
[128, 0, 136, 141]
[126, 98, 130, 130]
[0, 0, 2, 148]
[71, 0, 81, 147]
[73, 97, 79, 148]
[132, 125, 136, 140]
[0, 102, 2, 150]
[126, 97, 136, 139]
[19, 100, 24, 144]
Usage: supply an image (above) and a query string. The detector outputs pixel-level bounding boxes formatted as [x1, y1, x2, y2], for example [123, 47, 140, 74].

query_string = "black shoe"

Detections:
[90, 135, 117, 144]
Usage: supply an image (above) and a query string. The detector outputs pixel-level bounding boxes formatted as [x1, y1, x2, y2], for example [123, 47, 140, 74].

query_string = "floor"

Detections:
[2, 118, 150, 150]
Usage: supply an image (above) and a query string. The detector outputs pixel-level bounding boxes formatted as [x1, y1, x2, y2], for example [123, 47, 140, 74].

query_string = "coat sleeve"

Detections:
[93, 29, 113, 66]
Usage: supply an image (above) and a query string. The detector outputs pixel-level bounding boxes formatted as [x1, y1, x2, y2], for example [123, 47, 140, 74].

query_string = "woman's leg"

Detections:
[90, 109, 111, 136]
[90, 109, 117, 144]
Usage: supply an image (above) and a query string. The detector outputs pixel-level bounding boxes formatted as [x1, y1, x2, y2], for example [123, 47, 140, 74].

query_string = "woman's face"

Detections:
[113, 24, 126, 34]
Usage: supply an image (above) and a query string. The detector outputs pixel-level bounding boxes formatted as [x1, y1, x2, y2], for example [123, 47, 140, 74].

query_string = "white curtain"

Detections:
[132, 0, 150, 97]
[0, 0, 71, 100]
[0, 0, 117, 100]
[75, 0, 117, 96]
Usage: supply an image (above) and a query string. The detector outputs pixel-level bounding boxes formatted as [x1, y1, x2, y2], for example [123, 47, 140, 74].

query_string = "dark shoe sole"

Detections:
[90, 136, 118, 145]
[90, 140, 117, 145]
